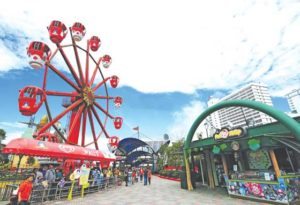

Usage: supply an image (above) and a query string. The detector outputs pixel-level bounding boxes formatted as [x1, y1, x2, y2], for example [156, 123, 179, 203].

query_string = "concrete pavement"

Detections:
[48, 176, 268, 205]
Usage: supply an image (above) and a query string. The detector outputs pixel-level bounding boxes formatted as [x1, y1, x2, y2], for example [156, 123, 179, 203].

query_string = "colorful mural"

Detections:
[227, 177, 300, 203]
[227, 181, 288, 202]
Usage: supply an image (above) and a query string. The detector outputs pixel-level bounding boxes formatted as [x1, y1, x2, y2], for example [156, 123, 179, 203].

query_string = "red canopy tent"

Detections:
[2, 138, 115, 162]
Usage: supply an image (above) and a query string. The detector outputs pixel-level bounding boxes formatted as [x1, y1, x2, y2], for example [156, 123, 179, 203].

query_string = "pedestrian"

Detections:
[128, 169, 132, 186]
[106, 168, 112, 188]
[132, 170, 136, 185]
[124, 170, 128, 187]
[18, 175, 34, 205]
[143, 168, 148, 186]
[139, 168, 143, 182]
[55, 169, 63, 181]
[148, 168, 152, 185]
[45, 164, 56, 200]
[34, 168, 43, 185]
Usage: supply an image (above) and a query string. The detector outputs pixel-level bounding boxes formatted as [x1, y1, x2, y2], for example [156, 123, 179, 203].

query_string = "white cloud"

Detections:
[2, 131, 24, 144]
[0, 121, 27, 129]
[167, 100, 207, 141]
[0, 0, 299, 96]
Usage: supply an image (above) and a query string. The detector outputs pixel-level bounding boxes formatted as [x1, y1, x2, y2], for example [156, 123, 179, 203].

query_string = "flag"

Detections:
[133, 126, 139, 131]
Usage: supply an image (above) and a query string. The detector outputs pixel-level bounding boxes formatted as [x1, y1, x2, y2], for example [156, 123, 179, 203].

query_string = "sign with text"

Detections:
[214, 127, 246, 141]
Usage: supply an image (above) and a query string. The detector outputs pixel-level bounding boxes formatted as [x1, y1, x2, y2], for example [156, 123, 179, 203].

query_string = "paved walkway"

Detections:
[48, 176, 267, 205]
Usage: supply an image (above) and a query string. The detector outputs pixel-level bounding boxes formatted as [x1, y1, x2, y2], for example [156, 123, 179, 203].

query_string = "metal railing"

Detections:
[0, 177, 122, 204]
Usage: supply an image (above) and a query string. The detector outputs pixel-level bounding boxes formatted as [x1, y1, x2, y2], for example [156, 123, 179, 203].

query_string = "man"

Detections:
[45, 165, 56, 200]
[18, 175, 34, 205]
[143, 168, 148, 186]
[139, 168, 143, 182]
[148, 168, 152, 185]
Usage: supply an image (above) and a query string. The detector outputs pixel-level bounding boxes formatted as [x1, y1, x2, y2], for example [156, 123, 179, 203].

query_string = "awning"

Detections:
[2, 138, 115, 162]
[271, 137, 300, 154]
[126, 151, 152, 163]
[117, 138, 150, 154]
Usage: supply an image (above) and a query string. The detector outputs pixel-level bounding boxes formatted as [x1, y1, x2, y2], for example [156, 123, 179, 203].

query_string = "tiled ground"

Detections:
[48, 176, 268, 205]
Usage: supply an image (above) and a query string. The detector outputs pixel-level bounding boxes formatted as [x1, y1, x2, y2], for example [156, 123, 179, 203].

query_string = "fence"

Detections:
[1, 177, 122, 204]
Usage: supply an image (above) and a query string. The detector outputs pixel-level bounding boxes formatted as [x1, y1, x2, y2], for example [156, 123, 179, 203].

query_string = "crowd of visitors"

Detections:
[8, 164, 152, 204]
[123, 167, 152, 187]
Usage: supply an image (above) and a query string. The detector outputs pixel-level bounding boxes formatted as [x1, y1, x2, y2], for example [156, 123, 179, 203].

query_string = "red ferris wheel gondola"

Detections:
[48, 20, 68, 43]
[113, 117, 123, 129]
[113, 96, 123, 107]
[89, 36, 101, 52]
[108, 136, 119, 152]
[71, 22, 86, 42]
[102, 55, 112, 68]
[27, 41, 51, 69]
[18, 86, 46, 116]
[110, 75, 119, 88]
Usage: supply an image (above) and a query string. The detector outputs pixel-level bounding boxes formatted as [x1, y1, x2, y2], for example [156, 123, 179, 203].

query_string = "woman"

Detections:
[18, 175, 34, 205]
[148, 168, 152, 185]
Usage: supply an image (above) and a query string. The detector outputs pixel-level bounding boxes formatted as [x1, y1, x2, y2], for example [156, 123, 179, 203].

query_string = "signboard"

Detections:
[214, 127, 246, 141]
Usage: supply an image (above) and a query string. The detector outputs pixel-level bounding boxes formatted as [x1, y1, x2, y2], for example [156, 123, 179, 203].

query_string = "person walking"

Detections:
[45, 165, 56, 200]
[147, 168, 152, 185]
[124, 170, 128, 187]
[143, 168, 148, 186]
[132, 169, 136, 185]
[18, 175, 34, 205]
[139, 168, 143, 182]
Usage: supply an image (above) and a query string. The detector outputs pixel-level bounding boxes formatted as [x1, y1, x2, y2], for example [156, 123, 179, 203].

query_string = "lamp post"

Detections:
[204, 122, 209, 138]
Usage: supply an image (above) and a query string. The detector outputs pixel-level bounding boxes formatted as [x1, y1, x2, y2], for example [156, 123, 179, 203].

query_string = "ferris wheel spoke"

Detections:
[42, 65, 49, 90]
[81, 108, 88, 147]
[91, 106, 110, 138]
[89, 57, 102, 86]
[38, 99, 83, 135]
[68, 104, 85, 142]
[70, 28, 85, 86]
[46, 62, 81, 92]
[87, 108, 99, 150]
[92, 77, 110, 92]
[44, 98, 68, 143]
[93, 101, 114, 119]
[46, 90, 80, 97]
[56, 44, 82, 87]
[85, 40, 90, 85]
[94, 95, 114, 100]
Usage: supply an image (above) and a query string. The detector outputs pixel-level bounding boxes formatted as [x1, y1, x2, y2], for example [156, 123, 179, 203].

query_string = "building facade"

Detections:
[207, 97, 222, 129]
[286, 89, 300, 114]
[207, 83, 275, 128]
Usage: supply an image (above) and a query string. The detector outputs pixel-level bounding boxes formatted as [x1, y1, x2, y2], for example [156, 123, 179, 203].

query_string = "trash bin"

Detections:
[180, 172, 187, 189]
[180, 171, 196, 189]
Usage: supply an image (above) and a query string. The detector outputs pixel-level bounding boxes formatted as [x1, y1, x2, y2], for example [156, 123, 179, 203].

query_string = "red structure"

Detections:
[108, 136, 120, 152]
[27, 42, 51, 69]
[71, 22, 86, 41]
[18, 86, 46, 116]
[89, 36, 101, 51]
[12, 20, 123, 161]
[102, 55, 112, 68]
[113, 96, 123, 108]
[47, 20, 68, 43]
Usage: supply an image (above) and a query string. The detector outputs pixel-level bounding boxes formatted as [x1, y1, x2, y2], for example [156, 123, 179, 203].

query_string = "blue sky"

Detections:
[0, 0, 299, 151]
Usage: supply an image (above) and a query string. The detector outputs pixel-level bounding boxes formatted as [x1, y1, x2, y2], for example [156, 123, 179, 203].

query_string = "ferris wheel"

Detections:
[18, 20, 122, 151]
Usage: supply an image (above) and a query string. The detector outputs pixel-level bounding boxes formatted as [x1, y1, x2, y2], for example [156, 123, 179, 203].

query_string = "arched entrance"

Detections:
[183, 99, 300, 191]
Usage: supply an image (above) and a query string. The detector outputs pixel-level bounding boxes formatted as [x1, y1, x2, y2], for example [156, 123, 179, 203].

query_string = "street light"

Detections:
[204, 122, 209, 138]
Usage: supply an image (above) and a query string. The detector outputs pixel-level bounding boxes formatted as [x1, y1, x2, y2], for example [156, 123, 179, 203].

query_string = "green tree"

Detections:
[0, 129, 6, 142]
[157, 139, 184, 170]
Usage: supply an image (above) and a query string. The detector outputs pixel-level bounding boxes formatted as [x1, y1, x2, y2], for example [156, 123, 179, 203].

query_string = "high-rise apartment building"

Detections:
[207, 83, 275, 128]
[207, 97, 222, 129]
[286, 89, 300, 114]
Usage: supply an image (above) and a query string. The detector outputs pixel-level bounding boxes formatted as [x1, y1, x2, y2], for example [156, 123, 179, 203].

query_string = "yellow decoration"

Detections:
[11, 155, 40, 169]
